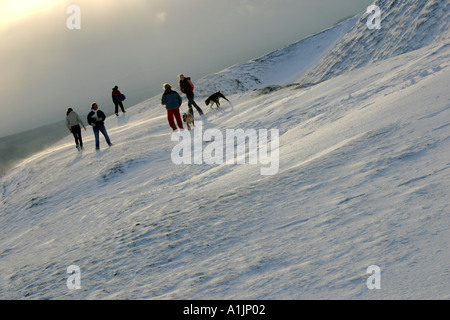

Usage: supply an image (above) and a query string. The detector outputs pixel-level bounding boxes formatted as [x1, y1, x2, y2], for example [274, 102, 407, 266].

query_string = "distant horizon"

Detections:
[0, 0, 371, 137]
[0, 12, 354, 140]
[2, 14, 359, 140]
[0, 9, 367, 178]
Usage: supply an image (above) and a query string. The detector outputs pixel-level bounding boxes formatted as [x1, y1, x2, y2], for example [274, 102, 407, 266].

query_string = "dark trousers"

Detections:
[114, 101, 125, 114]
[186, 92, 203, 115]
[71, 125, 83, 148]
[167, 108, 184, 131]
[93, 124, 112, 149]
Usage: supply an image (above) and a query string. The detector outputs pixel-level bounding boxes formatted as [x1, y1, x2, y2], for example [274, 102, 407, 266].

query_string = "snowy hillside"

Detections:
[195, 16, 359, 96]
[300, 0, 450, 84]
[0, 1, 449, 300]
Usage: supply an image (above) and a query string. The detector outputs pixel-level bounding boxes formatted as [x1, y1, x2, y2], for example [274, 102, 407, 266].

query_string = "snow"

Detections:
[300, 0, 450, 84]
[0, 1, 449, 299]
[195, 15, 359, 96]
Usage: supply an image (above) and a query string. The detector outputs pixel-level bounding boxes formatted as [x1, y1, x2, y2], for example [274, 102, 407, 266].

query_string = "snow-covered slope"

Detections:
[195, 16, 359, 96]
[0, 1, 449, 300]
[300, 0, 450, 84]
[196, 0, 449, 94]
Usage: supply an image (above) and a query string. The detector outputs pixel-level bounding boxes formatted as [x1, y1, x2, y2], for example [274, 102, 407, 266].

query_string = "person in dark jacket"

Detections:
[178, 74, 203, 116]
[112, 85, 126, 116]
[161, 83, 184, 131]
[66, 108, 86, 151]
[87, 102, 113, 150]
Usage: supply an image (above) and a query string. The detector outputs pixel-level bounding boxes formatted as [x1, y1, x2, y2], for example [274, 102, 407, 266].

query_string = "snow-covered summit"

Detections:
[195, 16, 359, 96]
[196, 0, 449, 94]
[299, 0, 450, 83]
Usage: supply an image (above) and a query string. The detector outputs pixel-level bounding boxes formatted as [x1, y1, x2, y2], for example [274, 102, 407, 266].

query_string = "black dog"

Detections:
[205, 91, 230, 108]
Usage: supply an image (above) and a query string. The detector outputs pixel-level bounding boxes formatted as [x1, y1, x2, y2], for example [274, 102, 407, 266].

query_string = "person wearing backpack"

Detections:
[66, 108, 86, 151]
[112, 85, 126, 116]
[178, 74, 203, 116]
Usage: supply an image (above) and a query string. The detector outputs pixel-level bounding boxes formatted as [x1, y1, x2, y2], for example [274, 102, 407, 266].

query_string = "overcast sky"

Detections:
[0, 0, 371, 137]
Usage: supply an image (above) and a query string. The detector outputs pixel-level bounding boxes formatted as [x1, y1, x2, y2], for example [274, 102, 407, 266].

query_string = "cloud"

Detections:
[155, 11, 167, 25]
[0, 0, 373, 137]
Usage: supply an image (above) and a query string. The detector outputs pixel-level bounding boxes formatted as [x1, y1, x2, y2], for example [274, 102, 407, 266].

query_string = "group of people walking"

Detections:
[161, 74, 204, 131]
[66, 75, 204, 151]
[66, 86, 125, 151]
[66, 102, 113, 151]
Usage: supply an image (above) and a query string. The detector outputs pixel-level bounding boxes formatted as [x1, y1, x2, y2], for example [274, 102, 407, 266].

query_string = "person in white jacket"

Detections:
[66, 108, 86, 151]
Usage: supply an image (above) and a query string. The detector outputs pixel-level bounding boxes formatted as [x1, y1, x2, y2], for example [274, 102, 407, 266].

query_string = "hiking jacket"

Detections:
[162, 89, 182, 110]
[112, 89, 123, 103]
[66, 111, 86, 131]
[179, 77, 194, 94]
[87, 109, 107, 127]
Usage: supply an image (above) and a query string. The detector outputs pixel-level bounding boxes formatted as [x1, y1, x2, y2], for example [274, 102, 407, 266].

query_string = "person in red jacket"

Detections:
[178, 74, 203, 116]
[112, 85, 126, 116]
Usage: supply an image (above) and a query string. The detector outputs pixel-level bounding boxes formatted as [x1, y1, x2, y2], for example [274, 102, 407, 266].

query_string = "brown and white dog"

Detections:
[205, 91, 230, 109]
[182, 112, 195, 130]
